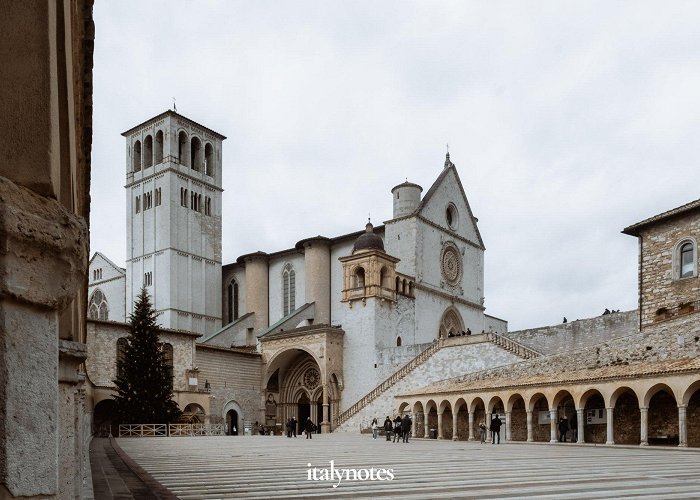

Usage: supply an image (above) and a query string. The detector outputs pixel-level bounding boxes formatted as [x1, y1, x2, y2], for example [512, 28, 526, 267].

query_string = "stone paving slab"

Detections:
[117, 434, 700, 499]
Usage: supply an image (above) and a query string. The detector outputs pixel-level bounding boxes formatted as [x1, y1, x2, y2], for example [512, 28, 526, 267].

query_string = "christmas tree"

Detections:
[112, 288, 181, 424]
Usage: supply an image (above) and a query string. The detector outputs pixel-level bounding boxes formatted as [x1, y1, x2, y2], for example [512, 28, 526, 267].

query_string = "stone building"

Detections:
[0, 0, 95, 497]
[395, 198, 700, 448]
[88, 112, 510, 435]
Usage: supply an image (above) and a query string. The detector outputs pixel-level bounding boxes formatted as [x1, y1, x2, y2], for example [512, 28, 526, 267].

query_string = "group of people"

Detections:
[370, 415, 412, 442]
[478, 414, 503, 444]
[558, 413, 578, 442]
[446, 328, 473, 338]
[286, 416, 317, 438]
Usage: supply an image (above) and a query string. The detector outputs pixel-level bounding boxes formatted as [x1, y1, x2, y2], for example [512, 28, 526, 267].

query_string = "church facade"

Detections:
[87, 111, 506, 433]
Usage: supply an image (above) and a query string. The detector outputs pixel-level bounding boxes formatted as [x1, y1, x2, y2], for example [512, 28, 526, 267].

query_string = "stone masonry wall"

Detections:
[638, 214, 700, 327]
[336, 342, 521, 432]
[433, 312, 700, 390]
[506, 310, 638, 355]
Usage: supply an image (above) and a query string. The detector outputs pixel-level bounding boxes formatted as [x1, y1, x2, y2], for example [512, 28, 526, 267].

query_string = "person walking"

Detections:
[305, 417, 315, 439]
[371, 418, 379, 439]
[393, 415, 402, 443]
[286, 419, 292, 438]
[291, 416, 297, 438]
[401, 414, 412, 443]
[384, 416, 393, 441]
[490, 414, 502, 444]
[479, 421, 487, 444]
[558, 417, 568, 443]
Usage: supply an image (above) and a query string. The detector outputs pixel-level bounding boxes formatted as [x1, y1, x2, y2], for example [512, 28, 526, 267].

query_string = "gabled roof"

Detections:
[414, 155, 485, 249]
[258, 302, 315, 338]
[89, 252, 126, 276]
[622, 198, 700, 236]
[197, 312, 255, 344]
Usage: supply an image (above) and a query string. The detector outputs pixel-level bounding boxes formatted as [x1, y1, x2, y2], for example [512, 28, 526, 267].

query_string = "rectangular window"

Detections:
[135, 195, 141, 213]
[155, 188, 162, 206]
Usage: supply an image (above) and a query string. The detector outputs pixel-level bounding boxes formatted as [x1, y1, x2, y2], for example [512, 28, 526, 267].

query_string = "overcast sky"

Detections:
[91, 1, 700, 331]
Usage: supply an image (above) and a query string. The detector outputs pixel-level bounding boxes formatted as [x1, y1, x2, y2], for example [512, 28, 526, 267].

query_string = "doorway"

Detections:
[226, 409, 239, 435]
[298, 393, 310, 434]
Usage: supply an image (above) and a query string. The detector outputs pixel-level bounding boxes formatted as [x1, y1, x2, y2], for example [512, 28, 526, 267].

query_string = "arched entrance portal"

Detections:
[438, 307, 464, 339]
[263, 348, 340, 433]
[226, 410, 239, 435]
[93, 399, 116, 437]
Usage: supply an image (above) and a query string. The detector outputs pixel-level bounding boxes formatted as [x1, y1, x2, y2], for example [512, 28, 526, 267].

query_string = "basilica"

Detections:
[86, 110, 506, 434]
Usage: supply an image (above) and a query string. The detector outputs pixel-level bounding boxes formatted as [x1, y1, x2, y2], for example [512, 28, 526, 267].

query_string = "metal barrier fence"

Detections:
[118, 423, 226, 437]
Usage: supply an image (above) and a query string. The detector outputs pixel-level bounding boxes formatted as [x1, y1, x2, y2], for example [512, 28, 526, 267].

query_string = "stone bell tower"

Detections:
[122, 111, 225, 334]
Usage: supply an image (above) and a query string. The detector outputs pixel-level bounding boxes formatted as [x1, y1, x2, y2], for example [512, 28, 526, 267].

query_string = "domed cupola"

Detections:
[352, 222, 384, 253]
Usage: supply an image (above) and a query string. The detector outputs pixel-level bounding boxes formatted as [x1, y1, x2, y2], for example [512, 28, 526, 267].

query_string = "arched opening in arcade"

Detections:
[646, 384, 679, 446]
[439, 400, 453, 439]
[611, 387, 641, 445]
[508, 394, 527, 442]
[470, 397, 486, 440]
[93, 399, 117, 437]
[580, 389, 606, 444]
[412, 401, 425, 438]
[552, 390, 576, 443]
[684, 381, 700, 447]
[453, 398, 468, 440]
[528, 392, 550, 442]
[425, 400, 438, 438]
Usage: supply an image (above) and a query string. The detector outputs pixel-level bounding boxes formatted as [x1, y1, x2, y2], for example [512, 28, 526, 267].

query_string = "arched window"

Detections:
[160, 343, 174, 379]
[408, 281, 414, 297]
[116, 338, 128, 378]
[155, 130, 164, 164]
[396, 336, 402, 347]
[88, 289, 109, 321]
[143, 135, 153, 168]
[191, 137, 202, 171]
[395, 276, 401, 292]
[354, 267, 365, 289]
[133, 140, 142, 172]
[379, 267, 388, 289]
[402, 279, 407, 294]
[205, 143, 214, 176]
[178, 131, 188, 166]
[283, 264, 296, 316]
[227, 279, 239, 323]
[680, 242, 695, 279]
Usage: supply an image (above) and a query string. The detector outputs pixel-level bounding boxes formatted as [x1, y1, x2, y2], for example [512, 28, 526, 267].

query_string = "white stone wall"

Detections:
[88, 253, 126, 322]
[268, 252, 306, 324]
[330, 239, 356, 324]
[336, 341, 521, 432]
[385, 217, 418, 276]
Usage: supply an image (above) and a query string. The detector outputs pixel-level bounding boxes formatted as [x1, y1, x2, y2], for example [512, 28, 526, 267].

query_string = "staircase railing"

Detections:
[485, 331, 542, 359]
[334, 339, 444, 428]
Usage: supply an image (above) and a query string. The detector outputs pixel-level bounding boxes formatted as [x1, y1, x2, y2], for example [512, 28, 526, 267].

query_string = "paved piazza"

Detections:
[116, 434, 700, 498]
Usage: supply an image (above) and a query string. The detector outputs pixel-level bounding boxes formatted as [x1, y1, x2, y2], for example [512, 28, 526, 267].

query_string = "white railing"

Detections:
[118, 423, 226, 437]
[486, 332, 542, 359]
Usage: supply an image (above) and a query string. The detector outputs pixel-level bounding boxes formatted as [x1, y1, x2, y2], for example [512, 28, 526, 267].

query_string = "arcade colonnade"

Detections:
[398, 373, 700, 447]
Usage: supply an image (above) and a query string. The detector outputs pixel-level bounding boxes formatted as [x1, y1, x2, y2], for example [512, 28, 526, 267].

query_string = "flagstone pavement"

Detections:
[113, 434, 700, 499]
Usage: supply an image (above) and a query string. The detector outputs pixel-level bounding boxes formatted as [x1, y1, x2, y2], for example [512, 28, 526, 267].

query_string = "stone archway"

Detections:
[438, 307, 464, 339]
[223, 400, 244, 436]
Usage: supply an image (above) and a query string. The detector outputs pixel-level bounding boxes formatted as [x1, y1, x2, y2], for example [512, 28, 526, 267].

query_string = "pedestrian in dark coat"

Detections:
[286, 419, 292, 438]
[490, 414, 502, 444]
[291, 417, 297, 437]
[305, 417, 315, 439]
[558, 417, 568, 442]
[384, 416, 393, 441]
[401, 414, 412, 443]
[393, 415, 402, 443]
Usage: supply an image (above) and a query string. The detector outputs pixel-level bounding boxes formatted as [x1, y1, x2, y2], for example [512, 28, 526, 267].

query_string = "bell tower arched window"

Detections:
[283, 264, 296, 316]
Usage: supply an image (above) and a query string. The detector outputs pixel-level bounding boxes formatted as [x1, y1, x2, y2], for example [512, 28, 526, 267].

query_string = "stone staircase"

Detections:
[485, 331, 542, 359]
[333, 335, 526, 432]
[335, 339, 444, 428]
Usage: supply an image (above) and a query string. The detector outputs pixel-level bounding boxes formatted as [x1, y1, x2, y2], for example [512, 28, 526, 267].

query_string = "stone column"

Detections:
[301, 238, 332, 325]
[413, 412, 422, 438]
[526, 411, 534, 442]
[452, 411, 459, 441]
[605, 407, 615, 445]
[468, 412, 475, 441]
[243, 253, 269, 331]
[577, 408, 584, 444]
[424, 415, 430, 439]
[549, 409, 558, 443]
[639, 407, 648, 446]
[437, 412, 444, 439]
[505, 411, 512, 442]
[321, 384, 330, 433]
[678, 405, 688, 447]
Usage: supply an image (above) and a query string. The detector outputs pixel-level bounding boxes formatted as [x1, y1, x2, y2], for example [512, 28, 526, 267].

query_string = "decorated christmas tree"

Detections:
[113, 288, 181, 424]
